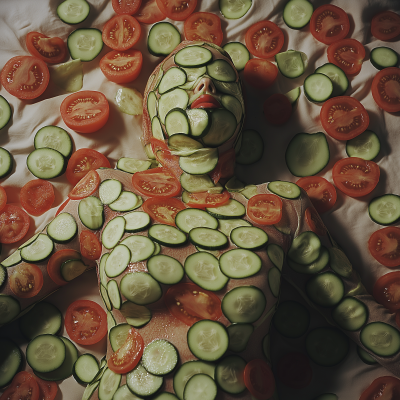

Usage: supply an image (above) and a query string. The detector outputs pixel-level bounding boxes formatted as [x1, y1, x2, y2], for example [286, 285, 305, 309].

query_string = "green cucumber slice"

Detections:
[158, 89, 189, 124]
[99, 179, 122, 205]
[120, 272, 162, 305]
[78, 196, 104, 230]
[20, 234, 54, 263]
[142, 339, 178, 375]
[73, 353, 99, 384]
[268, 181, 301, 199]
[268, 267, 281, 297]
[101, 216, 126, 249]
[332, 297, 368, 331]
[0, 339, 22, 388]
[329, 247, 353, 278]
[123, 211, 151, 233]
[117, 158, 152, 174]
[221, 94, 243, 123]
[148, 225, 187, 247]
[109, 324, 131, 352]
[357, 346, 377, 365]
[27, 148, 65, 179]
[60, 259, 87, 281]
[115, 88, 143, 116]
[147, 254, 184, 285]
[109, 191, 140, 212]
[284, 87, 301, 104]
[98, 368, 121, 400]
[288, 245, 329, 274]
[34, 126, 72, 158]
[189, 227, 228, 250]
[147, 91, 157, 121]
[346, 130, 380, 161]
[57, 0, 90, 24]
[165, 109, 189, 137]
[206, 199, 246, 219]
[120, 301, 152, 328]
[180, 173, 218, 193]
[179, 148, 219, 175]
[283, 0, 313, 29]
[0, 147, 13, 179]
[304, 73, 333, 102]
[360, 322, 400, 357]
[315, 63, 349, 97]
[67, 28, 103, 61]
[266, 244, 284, 271]
[186, 108, 210, 138]
[219, 248, 261, 278]
[159, 67, 187, 94]
[105, 244, 131, 278]
[288, 231, 321, 265]
[0, 96, 11, 130]
[51, 59, 83, 92]
[369, 194, 400, 225]
[219, 0, 252, 19]
[120, 235, 155, 263]
[276, 50, 306, 78]
[175, 46, 213, 68]
[148, 22, 181, 57]
[218, 218, 251, 236]
[1, 250, 22, 268]
[107, 280, 121, 309]
[230, 226, 268, 250]
[227, 323, 254, 352]
[223, 42, 249, 71]
[306, 271, 344, 307]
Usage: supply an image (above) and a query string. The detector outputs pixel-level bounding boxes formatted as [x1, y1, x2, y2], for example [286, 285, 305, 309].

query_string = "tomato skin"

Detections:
[359, 376, 400, 400]
[332, 157, 380, 198]
[155, 0, 197, 21]
[80, 231, 102, 260]
[243, 359, 275, 400]
[135, 0, 165, 24]
[277, 352, 312, 389]
[112, 0, 142, 15]
[99, 49, 143, 84]
[20, 179, 55, 216]
[68, 170, 100, 200]
[296, 176, 337, 214]
[26, 32, 67, 64]
[371, 67, 400, 113]
[320, 96, 370, 141]
[143, 197, 186, 226]
[243, 59, 278, 90]
[263, 94, 292, 125]
[47, 249, 81, 286]
[310, 4, 350, 45]
[0, 56, 50, 100]
[9, 263, 43, 299]
[184, 12, 223, 46]
[0, 205, 30, 244]
[304, 207, 327, 236]
[209, 148, 236, 184]
[154, 148, 183, 179]
[0, 185, 7, 212]
[0, 371, 40, 400]
[327, 38, 365, 75]
[371, 11, 400, 41]
[373, 271, 400, 312]
[102, 15, 141, 51]
[55, 199, 70, 216]
[247, 194, 283, 225]
[245, 21, 284, 59]
[164, 282, 222, 326]
[65, 300, 107, 345]
[369, 227, 400, 268]
[34, 376, 58, 400]
[183, 191, 230, 209]
[60, 91, 110, 134]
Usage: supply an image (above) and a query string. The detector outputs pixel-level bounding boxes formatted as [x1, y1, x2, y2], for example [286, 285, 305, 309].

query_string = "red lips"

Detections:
[191, 94, 221, 109]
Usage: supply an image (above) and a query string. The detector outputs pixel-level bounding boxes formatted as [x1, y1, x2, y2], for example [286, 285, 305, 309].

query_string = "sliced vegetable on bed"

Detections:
[315, 63, 349, 97]
[371, 11, 400, 41]
[243, 59, 278, 89]
[102, 15, 141, 51]
[26, 32, 67, 64]
[155, 0, 197, 21]
[283, 0, 313, 29]
[184, 12, 223, 46]
[51, 59, 83, 92]
[20, 179, 55, 216]
[327, 38, 365, 76]
[0, 96, 12, 130]
[67, 28, 103, 62]
[245, 21, 284, 58]
[369, 194, 400, 225]
[0, 205, 30, 244]
[112, 0, 142, 15]
[57, 0, 90, 24]
[371, 67, 400, 113]
[370, 47, 398, 70]
[369, 227, 400, 268]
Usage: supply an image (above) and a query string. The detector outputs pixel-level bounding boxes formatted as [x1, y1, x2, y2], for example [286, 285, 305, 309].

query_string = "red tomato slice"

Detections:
[0, 371, 40, 400]
[132, 167, 181, 198]
[99, 49, 143, 84]
[277, 352, 312, 389]
[371, 11, 400, 41]
[184, 12, 223, 46]
[0, 56, 49, 100]
[155, 0, 197, 21]
[369, 227, 400, 268]
[247, 194, 283, 225]
[143, 197, 186, 226]
[108, 327, 144, 374]
[56, 199, 70, 216]
[305, 207, 327, 236]
[243, 359, 275, 400]
[371, 67, 400, 113]
[68, 170, 100, 200]
[135, 0, 165, 24]
[60, 91, 110, 134]
[373, 271, 400, 312]
[183, 191, 230, 209]
[296, 176, 337, 214]
[263, 93, 292, 125]
[327, 38, 365, 75]
[332, 157, 380, 198]
[0, 205, 30, 244]
[34, 376, 58, 400]
[9, 263, 43, 299]
[102, 15, 141, 51]
[209, 148, 235, 184]
[66, 148, 111, 186]
[359, 376, 400, 400]
[320, 96, 370, 141]
[26, 32, 67, 64]
[112, 0, 142, 15]
[65, 299, 107, 345]
[164, 283, 222, 326]
[47, 249, 81, 286]
[245, 21, 284, 59]
[310, 4, 350, 45]
[80, 231, 102, 260]
[0, 185, 7, 212]
[243, 59, 278, 90]
[20, 179, 55, 217]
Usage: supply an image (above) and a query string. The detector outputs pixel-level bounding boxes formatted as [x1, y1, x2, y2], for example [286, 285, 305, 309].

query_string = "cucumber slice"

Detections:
[235, 129, 263, 165]
[230, 226, 268, 250]
[268, 181, 301, 199]
[175, 46, 213, 68]
[0, 339, 21, 388]
[357, 346, 377, 365]
[206, 199, 246, 219]
[218, 218, 251, 236]
[0, 96, 11, 130]
[182, 67, 207, 83]
[328, 247, 353, 278]
[369, 194, 400, 225]
[78, 196, 104, 230]
[262, 333, 270, 361]
[99, 253, 109, 287]
[152, 116, 165, 140]
[109, 191, 141, 212]
[186, 108, 210, 138]
[223, 42, 249, 71]
[123, 211, 151, 233]
[0, 295, 20, 325]
[142, 339, 178, 375]
[0, 147, 13, 179]
[147, 91, 157, 121]
[19, 233, 41, 249]
[148, 22, 181, 57]
[189, 227, 227, 250]
[20, 234, 54, 263]
[184, 373, 217, 400]
[273, 301, 310, 338]
[105, 244, 131, 278]
[47, 213, 77, 243]
[73, 354, 99, 384]
[225, 176, 245, 192]
[268, 267, 281, 297]
[306, 271, 344, 307]
[68, 28, 103, 61]
[51, 59, 83, 92]
[219, 248, 261, 278]
[360, 322, 400, 357]
[165, 108, 190, 137]
[98, 368, 121, 400]
[215, 355, 246, 394]
[1, 250, 22, 268]
[153, 242, 161, 255]
[60, 259, 87, 281]
[371, 47, 399, 70]
[180, 173, 218, 193]
[332, 297, 368, 331]
[159, 67, 187, 94]
[27, 148, 65, 179]
[107, 280, 121, 309]
[276, 50, 306, 78]
[179, 148, 219, 175]
[127, 364, 163, 398]
[288, 231, 321, 265]
[109, 324, 131, 352]
[101, 216, 126, 249]
[120, 235, 155, 262]
[115, 88, 143, 116]
[148, 225, 187, 247]
[346, 130, 380, 161]
[100, 284, 112, 311]
[120, 301, 152, 327]
[207, 60, 236, 83]
[221, 94, 243, 123]
[219, 0, 252, 19]
[304, 73, 333, 102]
[147, 255, 184, 285]
[284, 87, 301, 104]
[315, 63, 349, 97]
[114, 385, 147, 400]
[152, 393, 179, 400]
[159, 89, 189, 124]
[34, 126, 73, 158]
[227, 323, 254, 352]
[120, 272, 162, 305]
[57, 0, 90, 24]
[117, 158, 153, 174]
[266, 243, 284, 271]
[288, 245, 329, 274]
[99, 179, 122, 205]
[283, 0, 313, 29]
[169, 134, 204, 153]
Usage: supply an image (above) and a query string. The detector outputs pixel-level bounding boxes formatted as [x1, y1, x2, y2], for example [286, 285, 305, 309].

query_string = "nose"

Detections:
[193, 77, 217, 95]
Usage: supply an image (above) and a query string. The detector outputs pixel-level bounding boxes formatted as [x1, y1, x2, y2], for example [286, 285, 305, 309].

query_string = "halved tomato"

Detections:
[102, 15, 141, 51]
[277, 352, 312, 389]
[112, 0, 142, 15]
[332, 157, 380, 198]
[68, 170, 100, 200]
[20, 179, 55, 216]
[135, 0, 165, 24]
[26, 32, 67, 64]
[65, 300, 107, 346]
[243, 359, 275, 400]
[263, 94, 292, 125]
[183, 191, 230, 209]
[99, 49, 143, 84]
[47, 249, 81, 286]
[9, 263, 43, 299]
[34, 376, 58, 400]
[327, 38, 365, 75]
[368, 227, 400, 268]
[371, 11, 400, 41]
[155, 0, 197, 21]
[80, 231, 102, 260]
[143, 197, 186, 226]
[0, 371, 40, 400]
[320, 96, 370, 141]
[0, 185, 7, 212]
[164, 282, 222, 326]
[373, 271, 400, 312]
[243, 59, 278, 90]
[371, 67, 400, 113]
[0, 56, 49, 100]
[310, 4, 350, 45]
[296, 176, 337, 214]
[0, 205, 30, 244]
[154, 149, 183, 179]
[245, 21, 284, 59]
[305, 207, 327, 236]
[247, 194, 283, 225]
[184, 12, 223, 46]
[359, 376, 400, 400]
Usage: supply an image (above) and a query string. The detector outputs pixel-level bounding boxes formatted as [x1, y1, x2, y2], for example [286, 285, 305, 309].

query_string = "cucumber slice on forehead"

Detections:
[159, 67, 187, 94]
[182, 66, 206, 82]
[176, 208, 218, 233]
[175, 46, 213, 68]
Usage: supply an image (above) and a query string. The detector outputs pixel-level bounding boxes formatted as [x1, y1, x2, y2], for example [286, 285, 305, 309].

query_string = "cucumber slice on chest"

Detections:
[148, 225, 187, 247]
[99, 179, 122, 205]
[360, 322, 400, 357]
[73, 353, 99, 384]
[315, 63, 349, 97]
[219, 248, 261, 278]
[202, 109, 237, 147]
[98, 368, 121, 400]
[68, 28, 103, 61]
[369, 194, 400, 225]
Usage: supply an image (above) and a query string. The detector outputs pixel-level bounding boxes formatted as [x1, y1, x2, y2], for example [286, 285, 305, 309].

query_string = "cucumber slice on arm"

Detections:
[332, 297, 368, 331]
[147, 254, 184, 285]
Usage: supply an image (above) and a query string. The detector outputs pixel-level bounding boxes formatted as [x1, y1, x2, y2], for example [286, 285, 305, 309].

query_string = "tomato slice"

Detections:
[373, 271, 400, 312]
[26, 32, 67, 64]
[47, 249, 81, 286]
[296, 176, 337, 214]
[108, 327, 144, 374]
[132, 167, 181, 198]
[164, 282, 222, 326]
[304, 207, 327, 236]
[243, 359, 275, 400]
[368, 227, 400, 268]
[102, 15, 141, 51]
[56, 199, 70, 216]
[65, 299, 107, 345]
[371, 67, 400, 113]
[209, 148, 235, 184]
[80, 231, 102, 260]
[371, 11, 400, 41]
[183, 191, 230, 209]
[112, 0, 142, 15]
[320, 96, 370, 141]
[263, 93, 292, 125]
[310, 4, 350, 45]
[0, 371, 40, 400]
[247, 194, 283, 225]
[243, 59, 278, 90]
[0, 56, 49, 100]
[327, 38, 365, 75]
[359, 376, 400, 400]
[66, 148, 111, 186]
[184, 12, 223, 46]
[135, 0, 165, 24]
[0, 185, 7, 212]
[9, 263, 43, 299]
[68, 170, 100, 200]
[99, 49, 143, 84]
[155, 0, 197, 21]
[34, 376, 58, 400]
[245, 21, 284, 59]
[277, 352, 312, 389]
[0, 205, 30, 244]
[151, 138, 183, 178]
[332, 157, 380, 198]
[20, 179, 55, 216]
[143, 197, 186, 226]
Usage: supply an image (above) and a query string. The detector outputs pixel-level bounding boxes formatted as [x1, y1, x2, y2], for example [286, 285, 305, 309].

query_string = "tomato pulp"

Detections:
[102, 15, 141, 51]
[155, 0, 197, 21]
[9, 263, 43, 299]
[0, 204, 30, 244]
[112, 0, 142, 15]
[68, 169, 100, 200]
[373, 271, 400, 312]
[0, 371, 40, 400]
[184, 12, 223, 46]
[26, 32, 67, 64]
[369, 227, 400, 268]
[327, 38, 365, 75]
[371, 11, 400, 41]
[371, 67, 400, 113]
[243, 58, 278, 90]
[20, 179, 55, 216]
[143, 197, 186, 226]
[80, 231, 102, 260]
[359, 376, 400, 400]
[247, 194, 283, 225]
